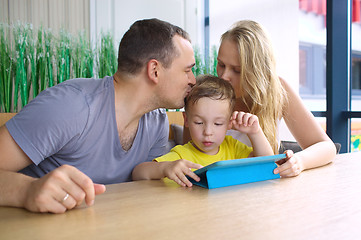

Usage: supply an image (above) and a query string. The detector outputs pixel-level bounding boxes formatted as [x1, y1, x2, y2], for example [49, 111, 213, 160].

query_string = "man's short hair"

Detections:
[117, 18, 191, 75]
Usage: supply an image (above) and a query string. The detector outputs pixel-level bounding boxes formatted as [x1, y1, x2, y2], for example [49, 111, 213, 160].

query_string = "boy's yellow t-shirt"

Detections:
[155, 135, 253, 166]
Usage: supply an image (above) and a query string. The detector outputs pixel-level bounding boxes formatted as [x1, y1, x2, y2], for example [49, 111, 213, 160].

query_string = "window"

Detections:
[300, 44, 361, 97]
[352, 53, 361, 94]
[299, 44, 325, 97]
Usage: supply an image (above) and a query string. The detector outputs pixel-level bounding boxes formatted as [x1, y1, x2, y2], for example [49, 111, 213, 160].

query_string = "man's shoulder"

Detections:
[143, 108, 167, 121]
[59, 76, 113, 94]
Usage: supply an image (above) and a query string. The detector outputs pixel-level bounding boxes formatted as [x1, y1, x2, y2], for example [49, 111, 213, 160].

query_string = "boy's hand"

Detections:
[274, 150, 304, 177]
[231, 111, 261, 134]
[160, 160, 203, 187]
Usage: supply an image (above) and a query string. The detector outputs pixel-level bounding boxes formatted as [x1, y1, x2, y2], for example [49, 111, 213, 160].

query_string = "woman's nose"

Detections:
[220, 69, 231, 82]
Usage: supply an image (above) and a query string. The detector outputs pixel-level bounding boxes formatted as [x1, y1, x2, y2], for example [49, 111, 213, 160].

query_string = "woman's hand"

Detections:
[273, 150, 305, 177]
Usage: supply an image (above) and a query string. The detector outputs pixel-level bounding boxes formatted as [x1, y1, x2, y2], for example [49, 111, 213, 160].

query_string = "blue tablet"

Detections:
[190, 154, 286, 189]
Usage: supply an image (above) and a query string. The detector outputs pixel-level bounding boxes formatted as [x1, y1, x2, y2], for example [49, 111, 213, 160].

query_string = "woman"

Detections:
[184, 20, 336, 177]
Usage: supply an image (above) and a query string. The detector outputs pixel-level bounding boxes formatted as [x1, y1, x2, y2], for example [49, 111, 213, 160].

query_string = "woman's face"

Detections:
[217, 39, 242, 98]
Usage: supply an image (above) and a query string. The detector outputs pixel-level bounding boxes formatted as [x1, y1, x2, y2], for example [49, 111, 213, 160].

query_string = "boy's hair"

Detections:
[117, 18, 191, 75]
[185, 74, 236, 113]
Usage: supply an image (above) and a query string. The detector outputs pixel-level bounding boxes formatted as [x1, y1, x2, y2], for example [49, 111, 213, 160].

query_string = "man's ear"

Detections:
[147, 59, 160, 84]
[183, 112, 189, 127]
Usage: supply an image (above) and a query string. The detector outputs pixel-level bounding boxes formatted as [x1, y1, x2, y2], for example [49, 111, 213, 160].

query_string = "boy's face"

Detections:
[185, 97, 232, 155]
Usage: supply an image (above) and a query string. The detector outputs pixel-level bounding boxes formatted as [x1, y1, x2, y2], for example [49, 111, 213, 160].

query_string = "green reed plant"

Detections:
[36, 26, 47, 94]
[0, 23, 14, 112]
[25, 24, 37, 104]
[0, 21, 217, 113]
[57, 29, 71, 83]
[97, 32, 117, 78]
[193, 46, 205, 76]
[13, 22, 30, 110]
[209, 45, 218, 76]
[44, 30, 54, 88]
[193, 45, 218, 77]
[84, 35, 95, 78]
[73, 31, 94, 78]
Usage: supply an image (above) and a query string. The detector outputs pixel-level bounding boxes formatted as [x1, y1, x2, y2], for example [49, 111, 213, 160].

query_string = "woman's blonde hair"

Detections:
[221, 20, 287, 153]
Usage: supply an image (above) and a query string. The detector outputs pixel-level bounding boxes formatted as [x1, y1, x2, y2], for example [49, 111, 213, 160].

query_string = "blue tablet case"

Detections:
[190, 154, 286, 189]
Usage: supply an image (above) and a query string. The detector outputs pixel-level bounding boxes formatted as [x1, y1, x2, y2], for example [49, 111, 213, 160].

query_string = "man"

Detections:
[0, 18, 196, 213]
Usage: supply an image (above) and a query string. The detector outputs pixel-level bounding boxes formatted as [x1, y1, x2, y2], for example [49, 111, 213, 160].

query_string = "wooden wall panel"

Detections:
[30, 0, 49, 29]
[1, 0, 90, 36]
[9, 0, 29, 23]
[48, 0, 66, 33]
[1, 0, 198, 47]
[0, 0, 9, 23]
[68, 0, 90, 35]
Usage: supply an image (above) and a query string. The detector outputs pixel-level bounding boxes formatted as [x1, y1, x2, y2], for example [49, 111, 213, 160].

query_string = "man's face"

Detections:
[159, 35, 196, 109]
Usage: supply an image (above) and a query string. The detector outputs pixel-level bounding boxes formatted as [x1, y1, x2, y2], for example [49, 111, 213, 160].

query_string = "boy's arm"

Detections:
[247, 129, 274, 157]
[231, 111, 273, 157]
[132, 161, 166, 181]
[132, 160, 202, 187]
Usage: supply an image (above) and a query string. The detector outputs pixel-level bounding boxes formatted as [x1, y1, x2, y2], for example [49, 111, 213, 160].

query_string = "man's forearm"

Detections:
[0, 170, 33, 208]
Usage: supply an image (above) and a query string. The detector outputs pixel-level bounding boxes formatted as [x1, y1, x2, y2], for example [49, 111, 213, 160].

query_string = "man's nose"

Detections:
[189, 71, 196, 85]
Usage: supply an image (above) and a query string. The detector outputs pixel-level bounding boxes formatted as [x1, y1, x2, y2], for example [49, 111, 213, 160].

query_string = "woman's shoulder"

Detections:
[278, 77, 305, 115]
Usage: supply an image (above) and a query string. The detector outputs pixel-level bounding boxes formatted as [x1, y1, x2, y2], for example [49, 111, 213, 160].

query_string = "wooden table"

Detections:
[1, 152, 361, 240]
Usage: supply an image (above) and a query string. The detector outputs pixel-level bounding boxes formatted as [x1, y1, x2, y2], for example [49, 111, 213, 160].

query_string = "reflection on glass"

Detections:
[351, 118, 361, 152]
[299, 48, 307, 89]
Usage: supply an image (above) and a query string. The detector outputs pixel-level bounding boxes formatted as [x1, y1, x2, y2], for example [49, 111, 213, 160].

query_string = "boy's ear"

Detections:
[183, 112, 189, 127]
[147, 59, 160, 84]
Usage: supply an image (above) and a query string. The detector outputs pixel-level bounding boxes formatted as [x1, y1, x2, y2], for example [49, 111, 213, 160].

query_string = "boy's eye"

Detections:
[215, 123, 223, 126]
[194, 121, 203, 125]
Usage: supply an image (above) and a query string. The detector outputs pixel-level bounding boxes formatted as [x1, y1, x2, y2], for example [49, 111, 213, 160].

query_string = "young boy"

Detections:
[132, 75, 274, 187]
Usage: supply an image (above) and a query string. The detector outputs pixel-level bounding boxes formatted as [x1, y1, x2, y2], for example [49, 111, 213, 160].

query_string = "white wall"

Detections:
[89, 0, 203, 47]
[209, 0, 299, 141]
[209, 0, 299, 90]
[1, 0, 203, 47]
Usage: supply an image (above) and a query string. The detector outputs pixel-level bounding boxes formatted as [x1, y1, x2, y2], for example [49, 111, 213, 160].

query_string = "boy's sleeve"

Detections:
[154, 150, 182, 162]
[235, 141, 253, 158]
[225, 136, 253, 158]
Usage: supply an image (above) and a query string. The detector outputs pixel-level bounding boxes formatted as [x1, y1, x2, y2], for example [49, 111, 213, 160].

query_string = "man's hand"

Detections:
[23, 165, 106, 213]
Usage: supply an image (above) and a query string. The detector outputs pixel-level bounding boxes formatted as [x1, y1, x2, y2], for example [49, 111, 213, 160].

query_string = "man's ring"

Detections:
[61, 193, 69, 203]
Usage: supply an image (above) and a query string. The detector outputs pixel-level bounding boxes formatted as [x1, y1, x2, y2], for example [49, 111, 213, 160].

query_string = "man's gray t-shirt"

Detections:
[6, 76, 169, 184]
